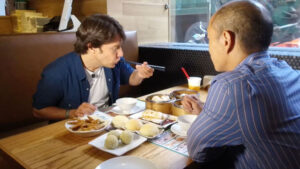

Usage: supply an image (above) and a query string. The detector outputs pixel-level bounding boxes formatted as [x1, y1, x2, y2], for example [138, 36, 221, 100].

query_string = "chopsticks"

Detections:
[126, 60, 166, 72]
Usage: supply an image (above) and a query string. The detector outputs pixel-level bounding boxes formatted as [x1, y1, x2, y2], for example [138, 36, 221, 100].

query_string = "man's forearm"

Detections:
[33, 107, 71, 120]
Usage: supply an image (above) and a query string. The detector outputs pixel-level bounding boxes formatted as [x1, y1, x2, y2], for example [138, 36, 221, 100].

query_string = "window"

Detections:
[170, 0, 300, 48]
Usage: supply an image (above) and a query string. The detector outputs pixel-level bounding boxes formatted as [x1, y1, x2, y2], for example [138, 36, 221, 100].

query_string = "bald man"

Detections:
[183, 0, 300, 168]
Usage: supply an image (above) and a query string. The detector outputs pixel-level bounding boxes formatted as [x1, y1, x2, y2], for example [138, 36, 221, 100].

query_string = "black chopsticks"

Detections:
[126, 60, 166, 72]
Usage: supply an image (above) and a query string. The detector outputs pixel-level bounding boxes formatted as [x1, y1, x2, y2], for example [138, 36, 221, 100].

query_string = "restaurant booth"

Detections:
[1, 30, 300, 169]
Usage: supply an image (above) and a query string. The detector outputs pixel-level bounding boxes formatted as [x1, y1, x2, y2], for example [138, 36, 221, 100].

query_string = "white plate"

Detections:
[111, 100, 145, 115]
[65, 111, 112, 137]
[89, 130, 147, 156]
[95, 156, 158, 169]
[170, 123, 187, 137]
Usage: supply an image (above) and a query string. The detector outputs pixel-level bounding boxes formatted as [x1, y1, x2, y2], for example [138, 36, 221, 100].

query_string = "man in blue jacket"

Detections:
[33, 14, 153, 120]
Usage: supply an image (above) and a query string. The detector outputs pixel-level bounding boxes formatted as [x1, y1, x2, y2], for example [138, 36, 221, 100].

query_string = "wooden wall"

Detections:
[28, 0, 107, 20]
[0, 16, 13, 34]
[107, 0, 169, 44]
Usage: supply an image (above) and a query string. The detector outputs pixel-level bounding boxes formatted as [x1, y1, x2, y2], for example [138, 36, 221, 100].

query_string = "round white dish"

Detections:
[95, 156, 157, 169]
[170, 123, 187, 137]
[65, 113, 112, 137]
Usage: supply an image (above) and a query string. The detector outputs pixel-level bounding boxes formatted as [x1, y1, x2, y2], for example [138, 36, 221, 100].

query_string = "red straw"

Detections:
[181, 67, 190, 79]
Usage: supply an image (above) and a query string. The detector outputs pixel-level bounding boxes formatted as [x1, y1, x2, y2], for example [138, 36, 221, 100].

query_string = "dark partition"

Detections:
[138, 43, 300, 95]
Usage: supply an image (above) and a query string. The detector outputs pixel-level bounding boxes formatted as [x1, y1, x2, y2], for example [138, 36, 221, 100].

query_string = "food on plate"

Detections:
[139, 123, 159, 137]
[112, 115, 129, 128]
[142, 109, 164, 120]
[67, 116, 105, 131]
[107, 130, 121, 138]
[125, 119, 143, 131]
[120, 130, 133, 145]
[105, 135, 119, 149]
[152, 95, 170, 102]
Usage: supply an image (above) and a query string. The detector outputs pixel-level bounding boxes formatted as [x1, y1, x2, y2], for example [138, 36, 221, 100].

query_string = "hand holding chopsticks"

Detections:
[127, 60, 166, 72]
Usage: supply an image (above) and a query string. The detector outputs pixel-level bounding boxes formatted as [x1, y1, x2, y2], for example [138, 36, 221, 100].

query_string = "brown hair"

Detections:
[74, 14, 126, 54]
[211, 0, 273, 53]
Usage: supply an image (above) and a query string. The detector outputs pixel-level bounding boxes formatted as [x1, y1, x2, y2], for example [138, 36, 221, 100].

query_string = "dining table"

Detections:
[0, 85, 208, 169]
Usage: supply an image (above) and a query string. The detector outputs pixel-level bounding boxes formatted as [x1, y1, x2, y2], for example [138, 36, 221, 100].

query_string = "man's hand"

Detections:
[182, 94, 204, 115]
[135, 62, 154, 79]
[70, 102, 96, 118]
[129, 62, 154, 86]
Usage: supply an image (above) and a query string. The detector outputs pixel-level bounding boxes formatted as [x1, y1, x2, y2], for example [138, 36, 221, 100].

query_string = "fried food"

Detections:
[67, 116, 106, 131]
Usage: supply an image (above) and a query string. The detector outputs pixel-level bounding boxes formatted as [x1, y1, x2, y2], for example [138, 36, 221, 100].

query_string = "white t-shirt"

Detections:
[85, 67, 109, 108]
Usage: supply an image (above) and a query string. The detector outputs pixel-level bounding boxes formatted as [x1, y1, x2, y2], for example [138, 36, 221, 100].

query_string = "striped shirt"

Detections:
[187, 51, 300, 169]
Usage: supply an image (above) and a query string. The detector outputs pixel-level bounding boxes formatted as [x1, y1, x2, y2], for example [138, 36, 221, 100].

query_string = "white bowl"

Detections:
[116, 97, 138, 112]
[177, 114, 197, 132]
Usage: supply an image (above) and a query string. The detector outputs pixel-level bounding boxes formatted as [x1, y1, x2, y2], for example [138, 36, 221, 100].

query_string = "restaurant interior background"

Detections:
[1, 0, 300, 46]
[0, 0, 300, 136]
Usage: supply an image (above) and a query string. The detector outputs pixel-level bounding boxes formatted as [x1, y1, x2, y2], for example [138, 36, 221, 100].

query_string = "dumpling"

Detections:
[120, 130, 133, 145]
[125, 119, 143, 131]
[107, 130, 121, 138]
[104, 135, 119, 149]
[112, 115, 129, 128]
[139, 123, 159, 137]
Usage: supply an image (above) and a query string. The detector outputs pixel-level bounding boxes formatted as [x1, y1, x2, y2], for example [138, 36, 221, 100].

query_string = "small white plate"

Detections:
[130, 111, 177, 128]
[89, 130, 147, 156]
[136, 127, 164, 140]
[111, 100, 145, 115]
[65, 112, 112, 137]
[170, 123, 187, 137]
[95, 156, 158, 169]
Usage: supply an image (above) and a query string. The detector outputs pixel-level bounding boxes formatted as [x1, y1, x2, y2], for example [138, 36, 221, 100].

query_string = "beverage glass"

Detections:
[188, 77, 202, 91]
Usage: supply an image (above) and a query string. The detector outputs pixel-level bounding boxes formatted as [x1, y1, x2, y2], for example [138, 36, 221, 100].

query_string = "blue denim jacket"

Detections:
[33, 52, 133, 110]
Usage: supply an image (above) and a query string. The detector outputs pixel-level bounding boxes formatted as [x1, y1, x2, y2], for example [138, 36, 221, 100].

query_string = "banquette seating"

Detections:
[0, 31, 139, 134]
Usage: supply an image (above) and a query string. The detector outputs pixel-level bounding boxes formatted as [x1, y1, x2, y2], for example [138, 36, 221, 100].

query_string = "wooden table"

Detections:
[0, 86, 207, 169]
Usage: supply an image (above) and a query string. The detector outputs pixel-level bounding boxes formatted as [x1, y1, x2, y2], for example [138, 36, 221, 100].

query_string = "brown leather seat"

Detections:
[0, 31, 138, 131]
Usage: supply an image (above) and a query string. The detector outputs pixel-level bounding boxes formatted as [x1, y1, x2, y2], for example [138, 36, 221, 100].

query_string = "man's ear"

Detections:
[221, 30, 235, 54]
[87, 43, 98, 54]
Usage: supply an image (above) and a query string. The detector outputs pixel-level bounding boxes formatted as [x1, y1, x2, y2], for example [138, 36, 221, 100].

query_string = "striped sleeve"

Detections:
[187, 80, 242, 163]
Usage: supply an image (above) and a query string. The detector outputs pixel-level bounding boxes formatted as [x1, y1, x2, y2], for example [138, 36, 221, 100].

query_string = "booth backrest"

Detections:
[0, 31, 138, 131]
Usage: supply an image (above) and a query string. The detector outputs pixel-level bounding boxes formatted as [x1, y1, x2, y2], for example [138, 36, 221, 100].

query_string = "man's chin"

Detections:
[108, 64, 116, 68]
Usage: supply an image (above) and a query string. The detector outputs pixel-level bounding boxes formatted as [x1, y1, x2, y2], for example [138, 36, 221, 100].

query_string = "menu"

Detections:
[150, 129, 189, 157]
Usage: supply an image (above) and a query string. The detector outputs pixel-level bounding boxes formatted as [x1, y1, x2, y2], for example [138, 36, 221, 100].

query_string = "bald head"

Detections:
[210, 0, 273, 53]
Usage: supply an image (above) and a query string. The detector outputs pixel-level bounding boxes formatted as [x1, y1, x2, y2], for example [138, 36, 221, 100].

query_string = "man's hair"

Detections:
[211, 0, 273, 53]
[74, 14, 126, 54]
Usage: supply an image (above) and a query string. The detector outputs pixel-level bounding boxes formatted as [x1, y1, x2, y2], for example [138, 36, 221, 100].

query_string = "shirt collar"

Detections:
[72, 52, 87, 81]
[235, 51, 269, 70]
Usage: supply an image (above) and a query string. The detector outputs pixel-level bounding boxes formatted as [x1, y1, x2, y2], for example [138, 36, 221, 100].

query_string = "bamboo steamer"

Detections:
[170, 89, 199, 100]
[145, 94, 175, 114]
[171, 100, 191, 116]
[170, 89, 199, 116]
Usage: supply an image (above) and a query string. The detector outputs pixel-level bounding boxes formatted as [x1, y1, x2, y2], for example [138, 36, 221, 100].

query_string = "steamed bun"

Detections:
[112, 115, 129, 128]
[120, 130, 133, 145]
[139, 123, 159, 137]
[125, 119, 143, 131]
[105, 135, 119, 149]
[107, 130, 121, 138]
